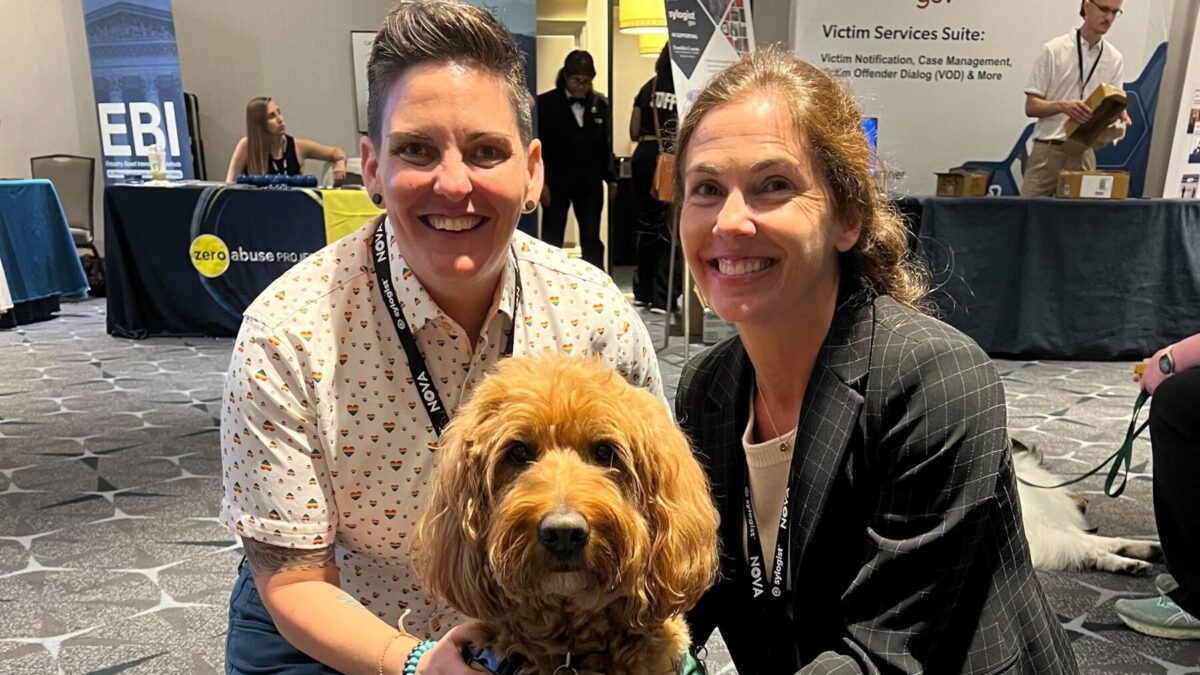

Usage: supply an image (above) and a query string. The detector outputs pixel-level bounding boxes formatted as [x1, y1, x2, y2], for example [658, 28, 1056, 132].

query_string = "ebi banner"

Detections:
[82, 0, 195, 184]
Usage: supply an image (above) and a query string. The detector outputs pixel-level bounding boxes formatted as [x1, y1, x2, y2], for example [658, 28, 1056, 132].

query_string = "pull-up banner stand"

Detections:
[82, 0, 195, 184]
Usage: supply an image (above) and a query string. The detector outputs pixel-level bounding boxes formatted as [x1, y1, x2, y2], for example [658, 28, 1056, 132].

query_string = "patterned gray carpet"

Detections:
[1, 297, 1197, 674]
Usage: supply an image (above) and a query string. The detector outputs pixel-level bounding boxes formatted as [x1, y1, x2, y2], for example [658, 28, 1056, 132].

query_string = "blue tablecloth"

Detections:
[0, 179, 89, 305]
[916, 196, 1200, 359]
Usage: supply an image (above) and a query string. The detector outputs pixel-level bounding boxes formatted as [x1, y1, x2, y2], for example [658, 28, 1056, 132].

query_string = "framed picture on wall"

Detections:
[351, 31, 375, 134]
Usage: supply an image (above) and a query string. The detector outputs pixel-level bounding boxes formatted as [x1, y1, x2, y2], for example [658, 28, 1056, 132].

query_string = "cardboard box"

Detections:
[1056, 171, 1130, 199]
[1063, 83, 1128, 154]
[935, 170, 991, 196]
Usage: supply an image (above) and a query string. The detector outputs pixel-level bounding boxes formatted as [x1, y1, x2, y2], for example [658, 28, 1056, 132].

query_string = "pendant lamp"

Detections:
[619, 0, 667, 34]
[639, 33, 668, 58]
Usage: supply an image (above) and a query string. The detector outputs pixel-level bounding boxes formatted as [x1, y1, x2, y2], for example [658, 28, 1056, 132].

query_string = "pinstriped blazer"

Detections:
[678, 295, 1077, 675]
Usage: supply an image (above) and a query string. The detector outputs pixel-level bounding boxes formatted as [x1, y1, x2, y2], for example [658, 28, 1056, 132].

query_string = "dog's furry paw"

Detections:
[1116, 540, 1164, 564]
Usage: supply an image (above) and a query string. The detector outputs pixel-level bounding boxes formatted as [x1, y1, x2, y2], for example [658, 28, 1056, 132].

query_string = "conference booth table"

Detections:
[105, 184, 379, 338]
[0, 179, 89, 328]
[913, 196, 1200, 360]
[107, 186, 1200, 359]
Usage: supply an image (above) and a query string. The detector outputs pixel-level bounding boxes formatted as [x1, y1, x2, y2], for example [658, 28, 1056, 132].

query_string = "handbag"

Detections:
[650, 77, 676, 203]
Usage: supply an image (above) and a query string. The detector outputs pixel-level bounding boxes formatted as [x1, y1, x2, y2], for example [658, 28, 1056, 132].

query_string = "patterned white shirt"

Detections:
[219, 217, 663, 637]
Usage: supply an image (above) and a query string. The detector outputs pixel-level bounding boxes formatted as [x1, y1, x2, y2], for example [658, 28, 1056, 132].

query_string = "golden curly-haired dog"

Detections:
[413, 355, 719, 675]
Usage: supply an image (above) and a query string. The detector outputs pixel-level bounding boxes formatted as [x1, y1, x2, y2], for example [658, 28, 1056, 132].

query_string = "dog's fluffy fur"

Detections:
[1012, 439, 1162, 575]
[413, 355, 719, 675]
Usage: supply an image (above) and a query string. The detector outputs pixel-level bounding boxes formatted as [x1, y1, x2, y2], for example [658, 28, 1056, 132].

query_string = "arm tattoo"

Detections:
[334, 592, 371, 613]
[242, 537, 334, 575]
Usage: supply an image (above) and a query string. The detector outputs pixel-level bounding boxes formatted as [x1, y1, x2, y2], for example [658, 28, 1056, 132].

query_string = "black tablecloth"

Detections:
[105, 185, 328, 338]
[916, 197, 1200, 359]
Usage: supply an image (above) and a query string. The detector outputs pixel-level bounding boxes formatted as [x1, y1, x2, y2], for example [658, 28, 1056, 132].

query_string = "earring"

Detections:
[371, 193, 383, 206]
[523, 199, 536, 213]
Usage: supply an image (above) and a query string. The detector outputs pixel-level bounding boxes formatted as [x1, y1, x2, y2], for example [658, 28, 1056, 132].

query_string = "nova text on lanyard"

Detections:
[745, 478, 791, 604]
[371, 218, 521, 437]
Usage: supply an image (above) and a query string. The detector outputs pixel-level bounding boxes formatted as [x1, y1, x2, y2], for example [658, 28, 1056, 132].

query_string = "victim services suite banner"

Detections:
[792, 0, 1175, 195]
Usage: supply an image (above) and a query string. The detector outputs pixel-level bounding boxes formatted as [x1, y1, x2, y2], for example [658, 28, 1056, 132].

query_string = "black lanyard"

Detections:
[744, 476, 792, 605]
[1076, 30, 1103, 99]
[370, 219, 521, 437]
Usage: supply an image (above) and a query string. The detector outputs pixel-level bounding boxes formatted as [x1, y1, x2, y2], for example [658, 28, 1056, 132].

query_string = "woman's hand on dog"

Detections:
[415, 625, 483, 674]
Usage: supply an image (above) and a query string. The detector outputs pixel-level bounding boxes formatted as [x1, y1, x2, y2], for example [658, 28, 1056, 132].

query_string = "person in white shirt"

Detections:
[219, 3, 663, 674]
[1022, 0, 1131, 197]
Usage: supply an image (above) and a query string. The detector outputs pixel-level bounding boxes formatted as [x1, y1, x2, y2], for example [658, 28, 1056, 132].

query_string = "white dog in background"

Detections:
[1012, 439, 1162, 575]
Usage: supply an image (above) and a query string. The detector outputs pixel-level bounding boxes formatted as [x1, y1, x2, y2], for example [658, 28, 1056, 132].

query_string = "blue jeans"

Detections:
[225, 559, 341, 674]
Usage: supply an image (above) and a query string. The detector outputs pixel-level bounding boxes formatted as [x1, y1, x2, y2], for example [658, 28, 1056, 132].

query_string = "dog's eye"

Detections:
[593, 443, 615, 465]
[507, 442, 532, 464]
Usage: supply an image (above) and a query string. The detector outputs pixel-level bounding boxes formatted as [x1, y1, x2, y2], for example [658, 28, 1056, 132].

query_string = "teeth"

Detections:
[426, 215, 482, 232]
[716, 258, 771, 276]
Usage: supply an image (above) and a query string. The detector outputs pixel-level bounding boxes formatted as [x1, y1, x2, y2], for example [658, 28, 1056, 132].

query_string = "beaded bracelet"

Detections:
[403, 640, 437, 674]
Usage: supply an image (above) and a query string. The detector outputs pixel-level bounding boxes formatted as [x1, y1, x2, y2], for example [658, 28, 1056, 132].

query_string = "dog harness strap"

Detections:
[371, 218, 522, 437]
[679, 649, 707, 675]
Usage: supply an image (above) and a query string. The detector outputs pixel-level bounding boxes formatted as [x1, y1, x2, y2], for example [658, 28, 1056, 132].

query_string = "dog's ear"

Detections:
[622, 396, 719, 628]
[412, 414, 506, 621]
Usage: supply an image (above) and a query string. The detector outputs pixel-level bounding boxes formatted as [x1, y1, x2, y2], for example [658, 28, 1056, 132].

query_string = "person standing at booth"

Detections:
[1021, 0, 1130, 197]
[536, 50, 612, 269]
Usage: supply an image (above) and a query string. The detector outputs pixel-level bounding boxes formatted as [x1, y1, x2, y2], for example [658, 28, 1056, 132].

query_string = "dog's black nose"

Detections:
[538, 510, 590, 558]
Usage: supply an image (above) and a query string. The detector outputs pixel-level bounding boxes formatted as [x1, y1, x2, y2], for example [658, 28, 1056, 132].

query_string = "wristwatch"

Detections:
[1158, 350, 1175, 375]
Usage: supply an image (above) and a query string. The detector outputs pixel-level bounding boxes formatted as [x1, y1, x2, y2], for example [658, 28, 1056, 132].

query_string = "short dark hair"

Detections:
[563, 50, 596, 78]
[367, 0, 532, 147]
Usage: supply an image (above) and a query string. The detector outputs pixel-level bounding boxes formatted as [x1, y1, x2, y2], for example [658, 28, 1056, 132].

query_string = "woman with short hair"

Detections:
[219, 2, 662, 673]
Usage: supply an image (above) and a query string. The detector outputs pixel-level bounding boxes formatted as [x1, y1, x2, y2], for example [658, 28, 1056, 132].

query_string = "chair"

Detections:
[30, 154, 98, 258]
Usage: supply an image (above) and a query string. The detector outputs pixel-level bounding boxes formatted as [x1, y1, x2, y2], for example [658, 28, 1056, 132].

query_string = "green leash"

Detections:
[1016, 390, 1151, 498]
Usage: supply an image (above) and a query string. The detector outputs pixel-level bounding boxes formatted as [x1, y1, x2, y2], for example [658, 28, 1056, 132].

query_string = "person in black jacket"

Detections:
[536, 50, 612, 269]
[673, 49, 1078, 674]
[629, 45, 678, 310]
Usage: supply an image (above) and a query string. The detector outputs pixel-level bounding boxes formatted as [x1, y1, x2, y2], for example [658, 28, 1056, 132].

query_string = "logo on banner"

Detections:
[190, 235, 231, 278]
[666, 0, 716, 79]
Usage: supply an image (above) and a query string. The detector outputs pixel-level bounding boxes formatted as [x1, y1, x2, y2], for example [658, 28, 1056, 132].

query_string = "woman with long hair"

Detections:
[224, 96, 347, 183]
[674, 48, 1078, 673]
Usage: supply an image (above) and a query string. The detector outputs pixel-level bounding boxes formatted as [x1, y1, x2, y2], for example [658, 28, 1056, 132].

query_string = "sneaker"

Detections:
[1114, 595, 1200, 640]
[1156, 573, 1180, 596]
